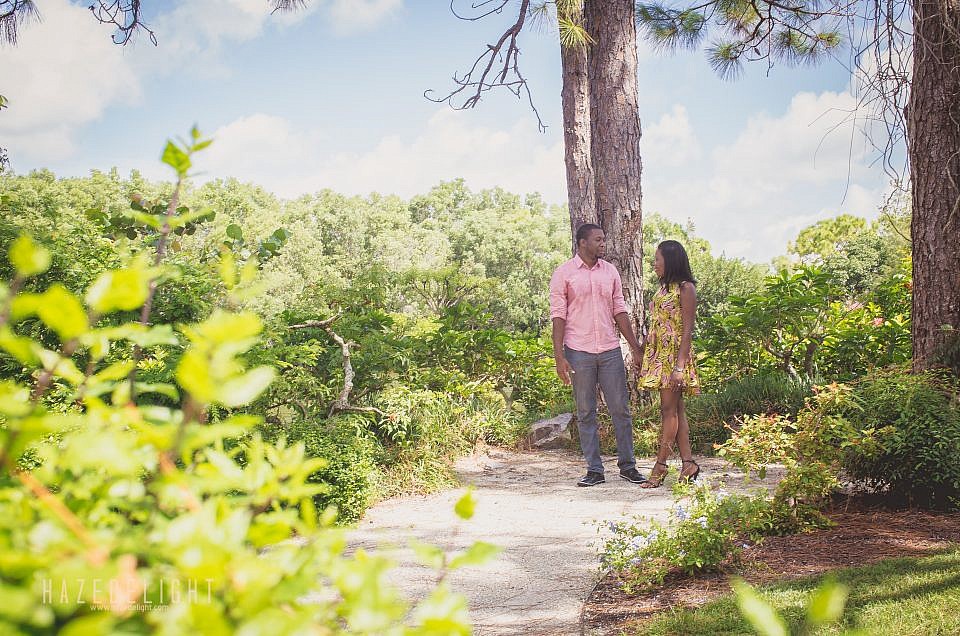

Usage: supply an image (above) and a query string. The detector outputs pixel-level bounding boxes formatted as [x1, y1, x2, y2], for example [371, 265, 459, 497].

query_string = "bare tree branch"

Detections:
[289, 316, 383, 418]
[426, 0, 547, 132]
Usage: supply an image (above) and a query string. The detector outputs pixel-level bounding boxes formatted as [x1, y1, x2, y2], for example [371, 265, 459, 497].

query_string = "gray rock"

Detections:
[527, 413, 573, 450]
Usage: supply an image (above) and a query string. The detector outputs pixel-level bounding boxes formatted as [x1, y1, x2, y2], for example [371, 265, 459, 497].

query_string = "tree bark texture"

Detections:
[584, 0, 645, 335]
[908, 0, 960, 370]
[559, 16, 597, 256]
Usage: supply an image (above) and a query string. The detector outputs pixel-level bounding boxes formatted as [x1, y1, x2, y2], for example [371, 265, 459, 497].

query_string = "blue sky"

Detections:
[0, 0, 896, 261]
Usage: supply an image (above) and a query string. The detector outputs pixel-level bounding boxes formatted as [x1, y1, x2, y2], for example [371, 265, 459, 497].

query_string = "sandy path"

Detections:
[349, 448, 775, 635]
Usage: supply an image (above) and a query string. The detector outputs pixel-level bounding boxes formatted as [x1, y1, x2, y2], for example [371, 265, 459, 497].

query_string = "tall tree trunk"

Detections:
[584, 0, 645, 335]
[908, 0, 960, 371]
[559, 5, 597, 255]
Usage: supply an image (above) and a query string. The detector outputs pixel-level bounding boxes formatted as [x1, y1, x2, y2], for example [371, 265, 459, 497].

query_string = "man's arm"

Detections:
[611, 270, 644, 363]
[552, 317, 573, 385]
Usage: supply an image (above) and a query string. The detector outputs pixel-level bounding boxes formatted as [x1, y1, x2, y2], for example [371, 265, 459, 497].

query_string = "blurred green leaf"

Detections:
[448, 541, 500, 570]
[454, 489, 476, 520]
[807, 578, 848, 625]
[85, 265, 152, 314]
[9, 235, 51, 277]
[161, 140, 191, 176]
[733, 579, 787, 636]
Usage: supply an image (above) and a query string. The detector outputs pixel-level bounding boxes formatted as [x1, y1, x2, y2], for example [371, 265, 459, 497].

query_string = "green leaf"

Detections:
[124, 210, 163, 229]
[218, 366, 275, 408]
[0, 380, 31, 416]
[92, 360, 135, 382]
[454, 488, 476, 520]
[0, 326, 39, 365]
[733, 579, 787, 636]
[38, 285, 88, 341]
[448, 541, 500, 570]
[134, 382, 180, 401]
[161, 140, 191, 176]
[9, 235, 51, 277]
[807, 579, 848, 625]
[226, 224, 244, 240]
[411, 540, 446, 570]
[85, 266, 151, 313]
[168, 206, 215, 229]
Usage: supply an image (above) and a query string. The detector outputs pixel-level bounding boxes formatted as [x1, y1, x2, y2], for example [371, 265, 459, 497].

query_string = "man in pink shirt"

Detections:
[550, 223, 646, 486]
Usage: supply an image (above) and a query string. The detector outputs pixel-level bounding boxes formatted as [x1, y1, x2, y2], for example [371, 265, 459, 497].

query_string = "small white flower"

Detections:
[695, 516, 708, 528]
[647, 529, 660, 542]
[607, 521, 618, 532]
[672, 505, 689, 521]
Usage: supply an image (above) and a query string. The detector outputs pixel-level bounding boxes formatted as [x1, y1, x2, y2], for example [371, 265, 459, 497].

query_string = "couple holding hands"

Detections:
[549, 224, 701, 488]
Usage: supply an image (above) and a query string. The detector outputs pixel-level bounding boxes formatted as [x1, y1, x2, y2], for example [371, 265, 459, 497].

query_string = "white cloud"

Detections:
[326, 0, 403, 35]
[643, 104, 700, 167]
[0, 0, 141, 162]
[644, 90, 887, 261]
[199, 109, 566, 200]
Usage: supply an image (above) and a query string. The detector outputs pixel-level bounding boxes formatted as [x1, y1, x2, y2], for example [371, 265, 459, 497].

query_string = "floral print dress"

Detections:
[638, 282, 701, 394]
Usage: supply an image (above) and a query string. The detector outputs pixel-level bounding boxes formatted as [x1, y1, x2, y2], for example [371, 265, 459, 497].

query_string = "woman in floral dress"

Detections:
[638, 240, 702, 487]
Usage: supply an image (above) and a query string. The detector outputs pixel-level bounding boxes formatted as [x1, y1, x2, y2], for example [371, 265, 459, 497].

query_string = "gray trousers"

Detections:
[565, 346, 636, 474]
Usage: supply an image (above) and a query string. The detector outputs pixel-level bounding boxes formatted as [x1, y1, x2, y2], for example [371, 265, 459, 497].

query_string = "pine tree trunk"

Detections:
[559, 11, 597, 255]
[908, 0, 960, 371]
[584, 0, 645, 334]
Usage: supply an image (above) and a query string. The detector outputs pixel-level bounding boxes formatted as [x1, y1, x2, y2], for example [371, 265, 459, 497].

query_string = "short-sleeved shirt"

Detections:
[549, 255, 627, 354]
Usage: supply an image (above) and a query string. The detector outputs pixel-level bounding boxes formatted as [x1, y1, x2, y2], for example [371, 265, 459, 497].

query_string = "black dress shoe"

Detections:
[577, 471, 605, 487]
[619, 467, 648, 484]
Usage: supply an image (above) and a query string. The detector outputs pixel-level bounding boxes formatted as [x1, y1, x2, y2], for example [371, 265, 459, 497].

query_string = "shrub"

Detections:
[600, 480, 776, 591]
[260, 415, 381, 524]
[842, 368, 960, 510]
[718, 383, 860, 532]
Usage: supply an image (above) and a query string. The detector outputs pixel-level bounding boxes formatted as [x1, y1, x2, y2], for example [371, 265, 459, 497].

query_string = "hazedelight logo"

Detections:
[41, 578, 215, 611]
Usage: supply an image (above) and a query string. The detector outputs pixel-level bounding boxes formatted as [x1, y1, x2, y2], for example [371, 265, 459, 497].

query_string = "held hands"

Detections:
[669, 369, 686, 392]
[556, 357, 574, 385]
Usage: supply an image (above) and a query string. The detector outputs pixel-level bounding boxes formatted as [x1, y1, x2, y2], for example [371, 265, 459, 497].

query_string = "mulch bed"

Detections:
[581, 500, 960, 635]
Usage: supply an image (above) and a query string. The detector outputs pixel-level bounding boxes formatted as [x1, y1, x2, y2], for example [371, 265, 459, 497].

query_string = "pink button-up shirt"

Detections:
[549, 255, 628, 354]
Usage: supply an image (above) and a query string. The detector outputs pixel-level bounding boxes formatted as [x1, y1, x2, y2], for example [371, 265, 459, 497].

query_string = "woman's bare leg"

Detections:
[642, 388, 679, 484]
[677, 395, 699, 479]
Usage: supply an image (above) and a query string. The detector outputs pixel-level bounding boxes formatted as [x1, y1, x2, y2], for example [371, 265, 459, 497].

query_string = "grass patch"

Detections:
[637, 546, 960, 635]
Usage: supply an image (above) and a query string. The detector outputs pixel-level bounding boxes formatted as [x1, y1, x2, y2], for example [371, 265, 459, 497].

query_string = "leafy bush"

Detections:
[259, 416, 381, 524]
[842, 368, 960, 510]
[685, 372, 814, 448]
[718, 383, 861, 531]
[600, 480, 776, 591]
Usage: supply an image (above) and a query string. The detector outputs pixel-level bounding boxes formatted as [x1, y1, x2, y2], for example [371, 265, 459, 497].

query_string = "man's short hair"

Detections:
[576, 223, 602, 245]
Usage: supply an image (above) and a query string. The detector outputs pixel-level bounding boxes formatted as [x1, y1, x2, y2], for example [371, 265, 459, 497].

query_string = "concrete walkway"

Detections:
[350, 448, 777, 635]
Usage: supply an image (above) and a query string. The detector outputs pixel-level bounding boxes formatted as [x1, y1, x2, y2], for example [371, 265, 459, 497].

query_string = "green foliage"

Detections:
[789, 214, 868, 263]
[0, 132, 502, 634]
[684, 372, 814, 448]
[718, 383, 864, 530]
[700, 265, 911, 384]
[259, 416, 381, 524]
[841, 368, 960, 510]
[600, 480, 776, 591]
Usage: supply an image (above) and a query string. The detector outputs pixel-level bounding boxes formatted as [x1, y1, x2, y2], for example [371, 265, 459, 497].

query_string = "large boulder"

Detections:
[526, 413, 574, 450]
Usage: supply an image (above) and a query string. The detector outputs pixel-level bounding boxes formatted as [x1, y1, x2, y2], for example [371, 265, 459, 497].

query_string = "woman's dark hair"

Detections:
[657, 240, 696, 287]
[576, 223, 602, 246]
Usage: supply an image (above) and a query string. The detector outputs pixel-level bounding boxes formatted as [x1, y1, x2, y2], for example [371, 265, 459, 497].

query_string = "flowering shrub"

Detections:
[719, 383, 865, 531]
[599, 480, 774, 591]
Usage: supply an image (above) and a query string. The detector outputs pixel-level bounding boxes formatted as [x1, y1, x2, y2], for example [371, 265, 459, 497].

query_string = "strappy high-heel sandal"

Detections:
[641, 461, 669, 488]
[679, 459, 701, 483]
